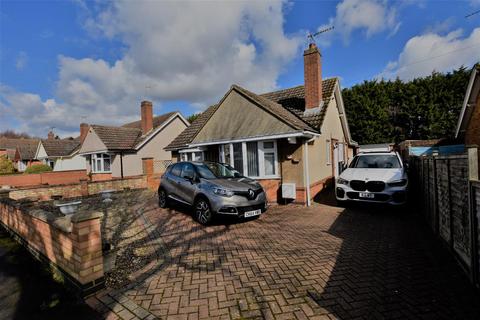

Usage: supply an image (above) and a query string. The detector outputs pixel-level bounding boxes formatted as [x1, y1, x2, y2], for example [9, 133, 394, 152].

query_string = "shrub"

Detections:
[24, 164, 52, 174]
[0, 156, 15, 175]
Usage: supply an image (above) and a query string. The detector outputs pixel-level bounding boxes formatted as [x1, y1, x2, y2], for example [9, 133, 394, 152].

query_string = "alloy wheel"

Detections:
[195, 199, 212, 225]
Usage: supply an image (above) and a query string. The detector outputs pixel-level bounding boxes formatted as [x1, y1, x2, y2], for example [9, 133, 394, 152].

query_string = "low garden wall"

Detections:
[7, 175, 147, 201]
[0, 195, 105, 296]
[0, 170, 88, 188]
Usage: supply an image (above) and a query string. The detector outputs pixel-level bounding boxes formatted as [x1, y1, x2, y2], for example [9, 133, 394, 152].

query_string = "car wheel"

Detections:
[158, 189, 168, 208]
[195, 198, 212, 225]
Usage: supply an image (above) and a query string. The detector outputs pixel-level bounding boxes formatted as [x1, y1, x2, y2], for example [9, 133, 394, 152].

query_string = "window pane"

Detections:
[233, 143, 243, 174]
[194, 152, 203, 161]
[104, 157, 111, 171]
[181, 163, 195, 178]
[171, 164, 182, 176]
[263, 141, 274, 149]
[246, 141, 259, 177]
[264, 153, 275, 175]
[223, 144, 231, 165]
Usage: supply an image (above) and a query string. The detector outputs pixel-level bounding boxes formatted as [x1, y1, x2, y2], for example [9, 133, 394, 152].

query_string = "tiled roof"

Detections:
[42, 138, 81, 157]
[0, 138, 39, 160]
[232, 85, 316, 132]
[165, 104, 219, 151]
[122, 112, 177, 130]
[260, 77, 338, 129]
[90, 125, 142, 150]
[89, 111, 180, 151]
[165, 78, 339, 150]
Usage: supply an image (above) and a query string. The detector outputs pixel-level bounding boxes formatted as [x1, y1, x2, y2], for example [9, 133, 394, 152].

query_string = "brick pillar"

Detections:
[142, 157, 156, 190]
[71, 211, 104, 295]
[80, 178, 89, 196]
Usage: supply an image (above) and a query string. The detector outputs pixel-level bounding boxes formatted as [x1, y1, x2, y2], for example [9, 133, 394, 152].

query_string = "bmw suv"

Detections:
[158, 161, 267, 225]
[335, 151, 408, 205]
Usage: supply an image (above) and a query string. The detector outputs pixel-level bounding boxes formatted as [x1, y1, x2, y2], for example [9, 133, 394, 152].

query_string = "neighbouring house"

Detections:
[456, 63, 480, 147]
[398, 139, 465, 160]
[79, 101, 189, 179]
[35, 132, 86, 171]
[0, 138, 40, 172]
[166, 43, 357, 205]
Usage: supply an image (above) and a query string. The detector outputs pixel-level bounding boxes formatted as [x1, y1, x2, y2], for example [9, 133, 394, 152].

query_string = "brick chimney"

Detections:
[141, 100, 153, 135]
[304, 43, 322, 110]
[80, 123, 89, 143]
[47, 130, 55, 140]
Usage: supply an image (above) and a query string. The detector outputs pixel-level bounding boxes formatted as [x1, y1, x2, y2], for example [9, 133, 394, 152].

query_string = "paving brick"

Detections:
[89, 191, 480, 320]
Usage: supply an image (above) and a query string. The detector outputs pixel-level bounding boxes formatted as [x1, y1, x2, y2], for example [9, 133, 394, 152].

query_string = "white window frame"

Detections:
[91, 153, 112, 173]
[218, 140, 279, 179]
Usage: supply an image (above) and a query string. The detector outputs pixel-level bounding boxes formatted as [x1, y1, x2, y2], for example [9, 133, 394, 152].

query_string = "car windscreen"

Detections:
[350, 155, 401, 169]
[194, 162, 238, 179]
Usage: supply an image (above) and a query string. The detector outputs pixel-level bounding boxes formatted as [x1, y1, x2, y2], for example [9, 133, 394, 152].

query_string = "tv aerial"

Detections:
[307, 26, 334, 45]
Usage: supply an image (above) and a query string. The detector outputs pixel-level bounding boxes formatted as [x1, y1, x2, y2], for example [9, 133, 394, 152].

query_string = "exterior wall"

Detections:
[110, 117, 187, 178]
[0, 199, 104, 295]
[0, 170, 88, 188]
[308, 96, 349, 189]
[465, 93, 480, 147]
[53, 154, 86, 171]
[278, 139, 305, 189]
[257, 179, 281, 203]
[193, 90, 296, 144]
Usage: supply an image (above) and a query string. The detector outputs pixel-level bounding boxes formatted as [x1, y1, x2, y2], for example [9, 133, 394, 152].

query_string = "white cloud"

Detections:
[15, 51, 28, 70]
[378, 27, 480, 80]
[2, 0, 301, 137]
[316, 0, 401, 45]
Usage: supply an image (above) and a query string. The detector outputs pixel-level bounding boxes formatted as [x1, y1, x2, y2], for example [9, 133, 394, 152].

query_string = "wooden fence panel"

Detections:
[436, 159, 451, 244]
[473, 182, 480, 285]
[450, 157, 471, 267]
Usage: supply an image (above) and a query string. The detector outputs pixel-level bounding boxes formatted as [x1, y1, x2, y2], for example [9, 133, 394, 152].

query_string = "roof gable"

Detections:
[456, 64, 480, 138]
[192, 88, 301, 144]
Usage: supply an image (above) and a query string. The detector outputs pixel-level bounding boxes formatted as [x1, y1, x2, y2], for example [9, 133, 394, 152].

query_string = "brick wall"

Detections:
[258, 179, 281, 203]
[465, 93, 480, 147]
[8, 175, 147, 200]
[0, 170, 88, 188]
[0, 199, 105, 295]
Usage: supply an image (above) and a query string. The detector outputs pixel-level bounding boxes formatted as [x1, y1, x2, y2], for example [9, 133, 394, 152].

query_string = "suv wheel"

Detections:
[195, 198, 212, 225]
[158, 189, 168, 208]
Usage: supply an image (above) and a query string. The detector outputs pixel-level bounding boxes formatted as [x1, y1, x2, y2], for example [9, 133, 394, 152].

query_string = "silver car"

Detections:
[158, 161, 268, 225]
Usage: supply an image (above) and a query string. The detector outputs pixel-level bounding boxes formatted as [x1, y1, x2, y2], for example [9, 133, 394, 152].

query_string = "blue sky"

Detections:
[1, 0, 479, 138]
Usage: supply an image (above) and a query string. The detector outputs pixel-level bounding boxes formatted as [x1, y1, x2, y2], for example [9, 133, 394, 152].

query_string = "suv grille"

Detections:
[233, 188, 264, 200]
[350, 180, 385, 192]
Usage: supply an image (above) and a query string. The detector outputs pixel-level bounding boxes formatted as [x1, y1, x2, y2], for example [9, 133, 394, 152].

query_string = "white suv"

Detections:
[335, 151, 408, 205]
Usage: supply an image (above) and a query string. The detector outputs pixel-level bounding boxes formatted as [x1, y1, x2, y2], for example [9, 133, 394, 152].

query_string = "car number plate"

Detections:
[244, 209, 261, 217]
[359, 192, 374, 199]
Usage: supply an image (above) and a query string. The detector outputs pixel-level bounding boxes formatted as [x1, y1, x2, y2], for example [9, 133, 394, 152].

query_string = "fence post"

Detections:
[447, 158, 454, 250]
[467, 146, 479, 181]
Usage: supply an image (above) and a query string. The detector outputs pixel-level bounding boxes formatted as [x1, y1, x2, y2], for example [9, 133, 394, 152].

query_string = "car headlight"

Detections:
[337, 178, 349, 185]
[388, 179, 408, 187]
[212, 187, 234, 197]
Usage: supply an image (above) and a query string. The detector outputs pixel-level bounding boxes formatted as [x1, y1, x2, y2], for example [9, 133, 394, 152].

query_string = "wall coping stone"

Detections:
[71, 211, 104, 223]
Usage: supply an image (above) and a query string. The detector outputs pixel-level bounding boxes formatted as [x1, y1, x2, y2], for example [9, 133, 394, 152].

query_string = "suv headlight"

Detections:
[337, 178, 349, 185]
[388, 179, 407, 187]
[212, 187, 234, 197]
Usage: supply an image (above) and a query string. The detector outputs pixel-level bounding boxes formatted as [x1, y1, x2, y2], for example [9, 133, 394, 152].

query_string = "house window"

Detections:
[326, 140, 331, 165]
[91, 153, 111, 173]
[218, 140, 278, 178]
[180, 151, 204, 162]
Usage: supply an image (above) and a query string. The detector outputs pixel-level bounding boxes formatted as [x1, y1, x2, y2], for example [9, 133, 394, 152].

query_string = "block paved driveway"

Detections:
[88, 192, 480, 320]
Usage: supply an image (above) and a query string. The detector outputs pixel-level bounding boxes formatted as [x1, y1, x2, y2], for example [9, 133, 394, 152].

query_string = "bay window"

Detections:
[91, 153, 111, 173]
[219, 140, 278, 178]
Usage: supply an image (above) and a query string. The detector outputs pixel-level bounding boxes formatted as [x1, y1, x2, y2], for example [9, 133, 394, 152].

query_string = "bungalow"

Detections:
[456, 63, 480, 147]
[166, 43, 357, 205]
[79, 101, 189, 179]
[0, 138, 40, 172]
[35, 135, 86, 171]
